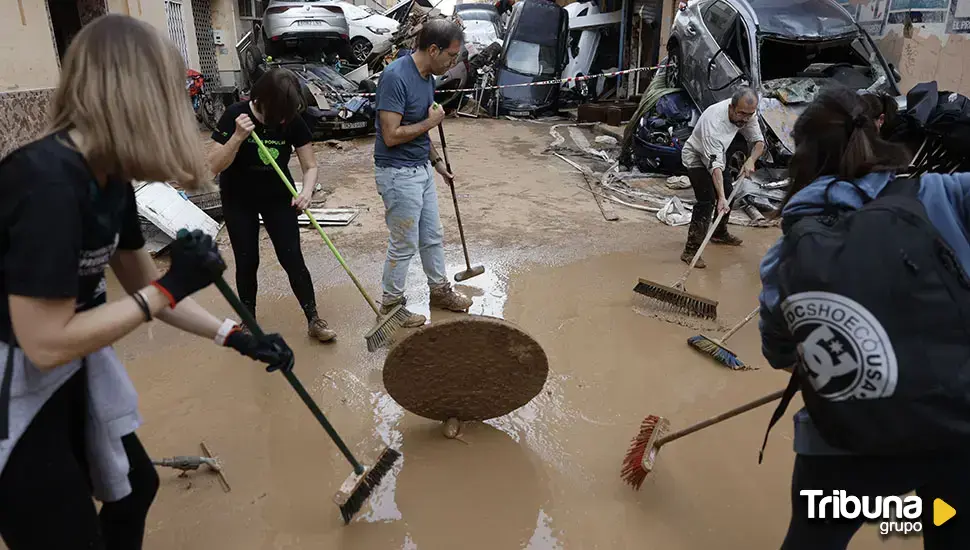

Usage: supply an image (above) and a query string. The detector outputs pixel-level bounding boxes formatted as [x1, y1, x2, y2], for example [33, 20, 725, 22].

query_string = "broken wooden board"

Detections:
[259, 208, 359, 227]
[554, 153, 619, 221]
[134, 181, 220, 245]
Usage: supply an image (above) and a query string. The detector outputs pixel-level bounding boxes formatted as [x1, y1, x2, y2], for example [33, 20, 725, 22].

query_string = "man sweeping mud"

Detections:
[680, 87, 765, 267]
[373, 19, 474, 327]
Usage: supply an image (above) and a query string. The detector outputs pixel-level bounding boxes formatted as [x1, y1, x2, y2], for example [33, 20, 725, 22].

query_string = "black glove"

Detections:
[225, 330, 294, 373]
[153, 230, 226, 306]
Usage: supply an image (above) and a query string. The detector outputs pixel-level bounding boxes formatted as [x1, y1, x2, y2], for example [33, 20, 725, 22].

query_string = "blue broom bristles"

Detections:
[687, 334, 745, 370]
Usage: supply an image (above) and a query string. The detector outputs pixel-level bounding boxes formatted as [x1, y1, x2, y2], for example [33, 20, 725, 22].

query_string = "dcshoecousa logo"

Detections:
[781, 291, 898, 401]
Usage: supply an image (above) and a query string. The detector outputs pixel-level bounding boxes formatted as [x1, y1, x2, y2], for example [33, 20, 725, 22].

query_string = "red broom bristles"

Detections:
[620, 415, 662, 490]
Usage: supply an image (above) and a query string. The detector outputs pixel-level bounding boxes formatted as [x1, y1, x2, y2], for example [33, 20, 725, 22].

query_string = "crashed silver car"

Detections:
[665, 0, 903, 173]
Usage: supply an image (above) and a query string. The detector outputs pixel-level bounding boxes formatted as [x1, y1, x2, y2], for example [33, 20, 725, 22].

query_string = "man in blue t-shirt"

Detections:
[374, 18, 473, 326]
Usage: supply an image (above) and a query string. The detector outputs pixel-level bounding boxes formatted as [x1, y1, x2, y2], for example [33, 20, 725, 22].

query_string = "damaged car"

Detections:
[237, 28, 376, 140]
[665, 0, 903, 175]
[492, 0, 570, 117]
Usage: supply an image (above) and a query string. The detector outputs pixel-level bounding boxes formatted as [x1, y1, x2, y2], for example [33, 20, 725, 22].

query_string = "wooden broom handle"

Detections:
[676, 182, 744, 286]
[716, 306, 760, 344]
[657, 389, 785, 447]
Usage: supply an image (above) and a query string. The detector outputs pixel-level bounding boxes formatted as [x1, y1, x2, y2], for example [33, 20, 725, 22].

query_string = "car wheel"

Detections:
[665, 45, 682, 89]
[351, 37, 373, 65]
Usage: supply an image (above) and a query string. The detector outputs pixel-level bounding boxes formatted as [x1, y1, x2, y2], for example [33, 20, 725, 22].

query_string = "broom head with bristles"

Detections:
[621, 414, 670, 490]
[687, 334, 745, 369]
[365, 304, 412, 352]
[633, 278, 718, 320]
[333, 446, 402, 523]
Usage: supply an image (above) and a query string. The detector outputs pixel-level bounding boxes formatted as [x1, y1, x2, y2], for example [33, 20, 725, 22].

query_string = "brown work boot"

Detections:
[711, 232, 743, 246]
[429, 285, 473, 312]
[711, 208, 743, 246]
[380, 300, 426, 328]
[680, 249, 706, 269]
[308, 316, 337, 342]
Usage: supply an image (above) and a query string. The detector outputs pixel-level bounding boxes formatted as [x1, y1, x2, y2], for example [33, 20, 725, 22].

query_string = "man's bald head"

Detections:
[728, 86, 758, 127]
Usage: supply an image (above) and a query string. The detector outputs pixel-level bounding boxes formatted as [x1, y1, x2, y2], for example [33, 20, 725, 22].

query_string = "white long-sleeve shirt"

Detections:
[681, 98, 764, 173]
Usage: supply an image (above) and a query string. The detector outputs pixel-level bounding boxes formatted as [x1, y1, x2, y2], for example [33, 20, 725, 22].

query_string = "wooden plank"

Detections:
[554, 154, 619, 221]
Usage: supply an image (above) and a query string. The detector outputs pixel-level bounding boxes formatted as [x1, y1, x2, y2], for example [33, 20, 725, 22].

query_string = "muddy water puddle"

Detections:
[116, 245, 918, 550]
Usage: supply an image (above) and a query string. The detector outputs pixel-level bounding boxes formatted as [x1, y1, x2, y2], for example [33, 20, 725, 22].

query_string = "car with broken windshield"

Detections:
[665, 0, 903, 176]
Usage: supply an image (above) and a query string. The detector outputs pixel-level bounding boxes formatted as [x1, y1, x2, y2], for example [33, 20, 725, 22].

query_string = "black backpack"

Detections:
[759, 177, 970, 460]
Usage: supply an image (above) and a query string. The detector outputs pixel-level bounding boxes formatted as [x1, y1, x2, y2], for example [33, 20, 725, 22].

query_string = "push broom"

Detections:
[436, 122, 485, 282]
[633, 184, 742, 320]
[211, 270, 400, 523]
[251, 132, 411, 352]
[687, 306, 759, 369]
[620, 388, 785, 490]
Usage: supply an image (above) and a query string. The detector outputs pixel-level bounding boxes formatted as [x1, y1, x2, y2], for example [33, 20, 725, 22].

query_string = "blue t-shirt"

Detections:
[374, 55, 435, 168]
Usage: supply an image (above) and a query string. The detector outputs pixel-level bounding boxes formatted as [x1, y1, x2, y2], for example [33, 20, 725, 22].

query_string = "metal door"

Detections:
[165, 1, 190, 67]
[191, 0, 221, 86]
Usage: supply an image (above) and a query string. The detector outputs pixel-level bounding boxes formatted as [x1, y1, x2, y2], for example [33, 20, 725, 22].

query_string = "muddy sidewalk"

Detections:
[112, 119, 917, 549]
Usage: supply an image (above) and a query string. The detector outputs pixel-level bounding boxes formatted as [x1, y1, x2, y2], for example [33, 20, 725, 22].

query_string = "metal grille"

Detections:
[190, 0, 221, 86]
[165, 1, 190, 67]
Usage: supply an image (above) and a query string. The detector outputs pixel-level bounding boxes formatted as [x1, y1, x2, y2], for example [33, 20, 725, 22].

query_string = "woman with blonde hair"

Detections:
[0, 14, 294, 549]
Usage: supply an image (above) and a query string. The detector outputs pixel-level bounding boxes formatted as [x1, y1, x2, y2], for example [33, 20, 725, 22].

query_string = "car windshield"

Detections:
[505, 40, 557, 76]
[458, 9, 497, 21]
[464, 20, 499, 43]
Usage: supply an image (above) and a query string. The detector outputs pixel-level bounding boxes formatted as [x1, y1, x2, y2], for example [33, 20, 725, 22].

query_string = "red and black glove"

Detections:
[152, 229, 226, 307]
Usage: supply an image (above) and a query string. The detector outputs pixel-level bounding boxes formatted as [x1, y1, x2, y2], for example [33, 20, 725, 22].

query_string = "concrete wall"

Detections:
[1, 1, 61, 92]
[0, 0, 214, 158]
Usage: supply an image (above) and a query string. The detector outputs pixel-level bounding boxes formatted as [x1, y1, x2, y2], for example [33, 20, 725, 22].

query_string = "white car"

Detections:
[338, 2, 400, 64]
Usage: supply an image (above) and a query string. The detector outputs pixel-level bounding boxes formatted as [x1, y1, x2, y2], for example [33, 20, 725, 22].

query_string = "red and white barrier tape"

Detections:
[355, 62, 672, 98]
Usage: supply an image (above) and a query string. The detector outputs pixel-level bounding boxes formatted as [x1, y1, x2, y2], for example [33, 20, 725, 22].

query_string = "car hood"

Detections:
[749, 0, 858, 39]
[495, 68, 556, 108]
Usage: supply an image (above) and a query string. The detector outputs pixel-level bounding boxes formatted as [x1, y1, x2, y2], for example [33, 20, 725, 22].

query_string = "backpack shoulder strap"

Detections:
[0, 331, 15, 440]
[877, 176, 919, 199]
[759, 364, 802, 464]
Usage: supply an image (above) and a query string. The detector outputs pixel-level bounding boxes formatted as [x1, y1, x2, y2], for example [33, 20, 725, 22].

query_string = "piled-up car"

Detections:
[237, 22, 376, 140]
[635, 0, 903, 182]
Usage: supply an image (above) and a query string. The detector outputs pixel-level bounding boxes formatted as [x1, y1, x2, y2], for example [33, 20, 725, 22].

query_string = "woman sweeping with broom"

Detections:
[208, 68, 337, 343]
[0, 15, 294, 549]
[757, 86, 970, 548]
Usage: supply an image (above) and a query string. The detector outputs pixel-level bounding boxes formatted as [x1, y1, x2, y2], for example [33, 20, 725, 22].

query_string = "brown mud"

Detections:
[104, 119, 917, 549]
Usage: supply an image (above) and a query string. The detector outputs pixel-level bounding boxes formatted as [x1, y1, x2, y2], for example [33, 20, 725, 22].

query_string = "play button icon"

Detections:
[934, 498, 956, 527]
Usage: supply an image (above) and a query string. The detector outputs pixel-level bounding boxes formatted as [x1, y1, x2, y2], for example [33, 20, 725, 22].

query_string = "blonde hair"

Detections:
[47, 14, 208, 188]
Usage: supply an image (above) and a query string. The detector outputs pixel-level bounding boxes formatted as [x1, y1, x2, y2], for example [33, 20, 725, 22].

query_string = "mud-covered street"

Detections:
[114, 119, 917, 549]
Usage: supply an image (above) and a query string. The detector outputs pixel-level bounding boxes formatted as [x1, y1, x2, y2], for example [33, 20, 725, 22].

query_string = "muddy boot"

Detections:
[711, 211, 743, 246]
[308, 316, 337, 343]
[429, 285, 473, 312]
[380, 298, 426, 328]
[681, 202, 711, 269]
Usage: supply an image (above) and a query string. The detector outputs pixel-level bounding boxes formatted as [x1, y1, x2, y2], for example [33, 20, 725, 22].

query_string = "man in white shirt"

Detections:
[679, 86, 765, 268]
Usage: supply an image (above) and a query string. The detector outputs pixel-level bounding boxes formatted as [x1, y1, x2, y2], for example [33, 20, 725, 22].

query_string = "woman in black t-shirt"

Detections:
[0, 15, 294, 550]
[209, 68, 338, 343]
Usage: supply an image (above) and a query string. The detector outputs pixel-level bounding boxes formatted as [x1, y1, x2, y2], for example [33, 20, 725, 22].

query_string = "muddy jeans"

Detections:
[683, 167, 733, 254]
[375, 162, 449, 305]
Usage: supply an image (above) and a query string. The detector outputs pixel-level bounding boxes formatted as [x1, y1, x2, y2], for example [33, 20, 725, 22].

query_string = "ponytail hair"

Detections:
[778, 86, 911, 215]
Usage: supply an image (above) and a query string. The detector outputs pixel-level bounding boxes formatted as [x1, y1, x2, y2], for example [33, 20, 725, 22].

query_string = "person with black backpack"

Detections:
[758, 86, 970, 548]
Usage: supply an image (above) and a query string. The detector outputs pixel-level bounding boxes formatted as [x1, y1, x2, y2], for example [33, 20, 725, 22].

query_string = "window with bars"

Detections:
[237, 0, 268, 19]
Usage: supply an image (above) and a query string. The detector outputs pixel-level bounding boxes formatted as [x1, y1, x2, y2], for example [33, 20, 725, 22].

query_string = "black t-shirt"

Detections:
[211, 101, 313, 201]
[0, 131, 146, 341]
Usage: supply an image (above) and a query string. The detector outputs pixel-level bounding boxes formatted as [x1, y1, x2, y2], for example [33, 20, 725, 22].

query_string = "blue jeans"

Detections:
[375, 162, 449, 305]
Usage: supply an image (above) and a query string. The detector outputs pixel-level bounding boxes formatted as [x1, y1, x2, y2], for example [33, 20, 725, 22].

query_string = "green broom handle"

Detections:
[250, 132, 380, 315]
[212, 275, 365, 475]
